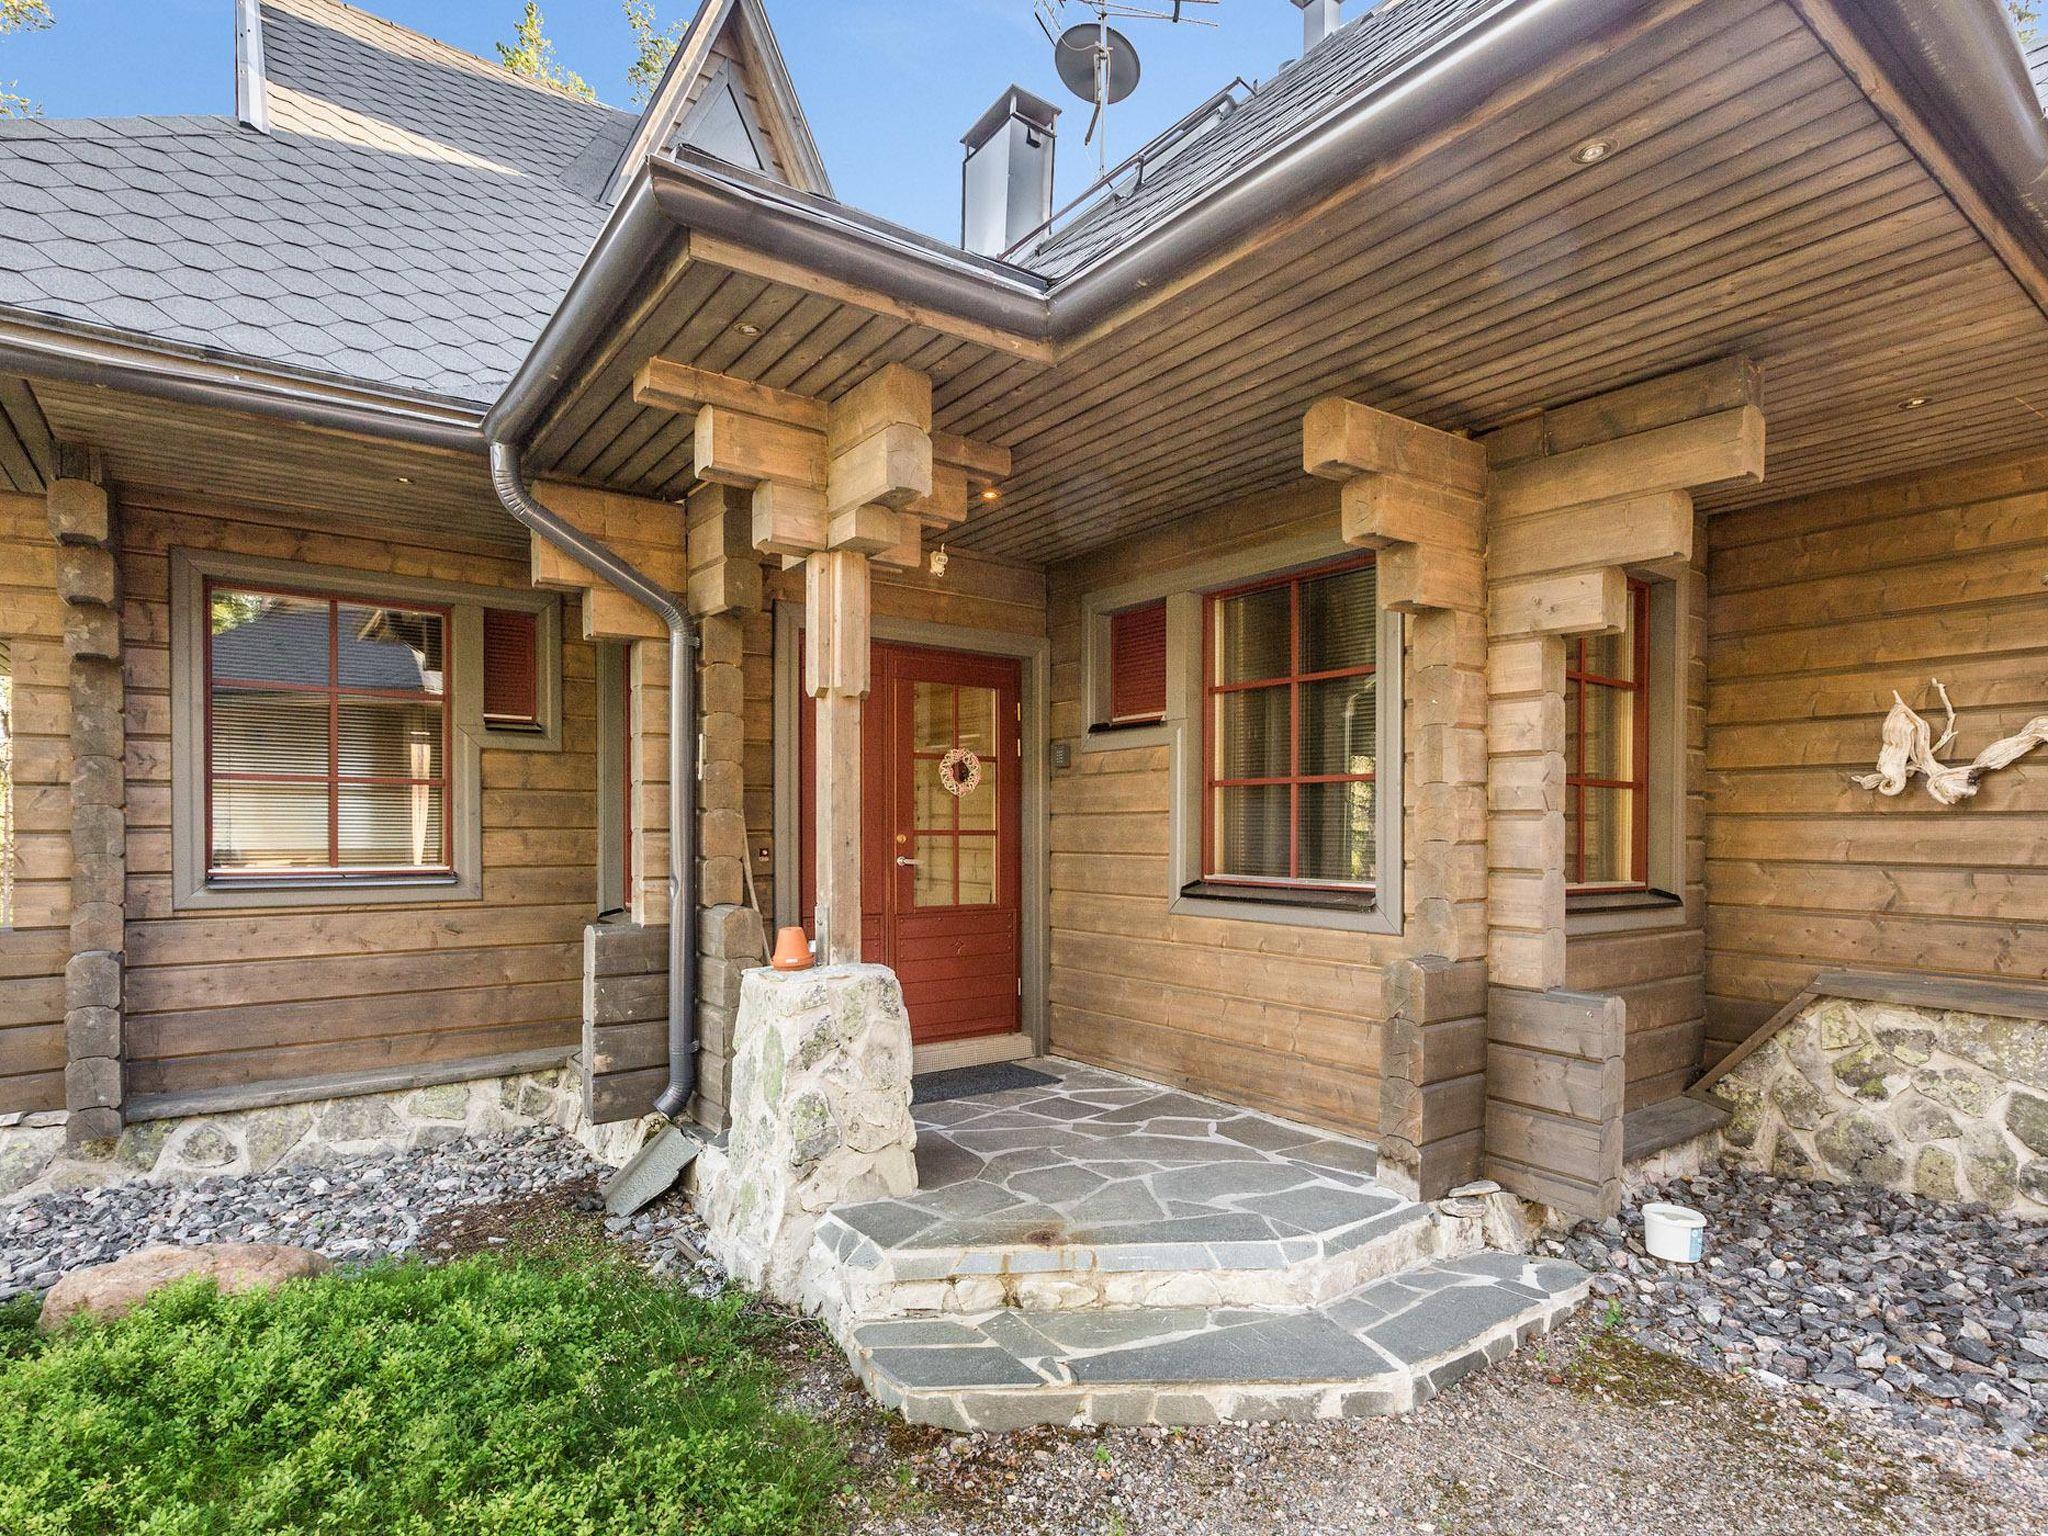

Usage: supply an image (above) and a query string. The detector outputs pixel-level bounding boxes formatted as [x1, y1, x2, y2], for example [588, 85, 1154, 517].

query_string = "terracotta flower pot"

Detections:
[770, 926, 815, 971]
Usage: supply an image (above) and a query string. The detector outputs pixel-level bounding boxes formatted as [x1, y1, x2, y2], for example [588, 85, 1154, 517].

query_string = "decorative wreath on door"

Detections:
[937, 747, 983, 798]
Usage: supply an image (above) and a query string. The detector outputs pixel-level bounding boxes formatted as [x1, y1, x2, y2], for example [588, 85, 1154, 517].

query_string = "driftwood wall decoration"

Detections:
[1851, 679, 2048, 805]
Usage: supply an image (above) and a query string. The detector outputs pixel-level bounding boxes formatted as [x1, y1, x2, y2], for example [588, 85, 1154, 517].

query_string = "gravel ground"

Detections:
[813, 1320, 2046, 1536]
[0, 1127, 720, 1301]
[1551, 1166, 2048, 1450]
[7, 1136, 2044, 1533]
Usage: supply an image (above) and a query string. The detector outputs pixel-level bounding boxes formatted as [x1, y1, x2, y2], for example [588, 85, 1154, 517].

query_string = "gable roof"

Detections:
[0, 0, 823, 410]
[602, 0, 831, 204]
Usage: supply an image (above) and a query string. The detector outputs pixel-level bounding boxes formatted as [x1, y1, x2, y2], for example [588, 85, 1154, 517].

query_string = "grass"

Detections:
[0, 1248, 848, 1536]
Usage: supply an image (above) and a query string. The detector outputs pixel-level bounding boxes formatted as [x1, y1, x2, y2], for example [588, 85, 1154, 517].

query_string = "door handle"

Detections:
[895, 856, 920, 867]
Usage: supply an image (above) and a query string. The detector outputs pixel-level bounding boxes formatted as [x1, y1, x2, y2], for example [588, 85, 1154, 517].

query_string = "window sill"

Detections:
[1565, 888, 1688, 937]
[1081, 718, 1174, 754]
[1170, 879, 1398, 935]
[174, 871, 481, 912]
[1181, 878, 1376, 912]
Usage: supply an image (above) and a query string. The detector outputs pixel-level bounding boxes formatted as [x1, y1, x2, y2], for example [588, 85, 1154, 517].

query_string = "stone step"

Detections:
[807, 1186, 1479, 1322]
[836, 1252, 1591, 1432]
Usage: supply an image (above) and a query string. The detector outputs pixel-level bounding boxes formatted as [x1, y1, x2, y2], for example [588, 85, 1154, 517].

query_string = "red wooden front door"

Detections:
[801, 642, 1022, 1045]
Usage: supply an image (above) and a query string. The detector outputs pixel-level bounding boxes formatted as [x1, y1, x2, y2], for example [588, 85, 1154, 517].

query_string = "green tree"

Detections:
[496, 2, 596, 101]
[2014, 2, 2040, 43]
[0, 0, 54, 119]
[624, 0, 685, 106]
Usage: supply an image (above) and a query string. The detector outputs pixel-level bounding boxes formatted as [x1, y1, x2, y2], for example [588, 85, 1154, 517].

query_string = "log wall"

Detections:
[1565, 516, 1710, 1112]
[0, 490, 68, 1113]
[118, 496, 596, 1107]
[1703, 448, 2048, 1063]
[1045, 484, 1406, 1138]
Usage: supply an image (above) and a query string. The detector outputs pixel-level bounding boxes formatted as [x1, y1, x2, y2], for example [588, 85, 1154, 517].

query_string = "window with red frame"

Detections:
[1565, 579, 1652, 889]
[205, 583, 451, 878]
[1106, 600, 1167, 724]
[1202, 556, 1379, 890]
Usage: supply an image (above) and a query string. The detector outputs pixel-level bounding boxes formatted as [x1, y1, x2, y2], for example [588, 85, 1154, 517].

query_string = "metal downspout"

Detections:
[487, 441, 700, 1123]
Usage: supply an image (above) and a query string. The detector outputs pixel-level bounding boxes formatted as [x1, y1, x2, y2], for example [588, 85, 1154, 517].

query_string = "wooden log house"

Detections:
[2, 0, 2047, 1220]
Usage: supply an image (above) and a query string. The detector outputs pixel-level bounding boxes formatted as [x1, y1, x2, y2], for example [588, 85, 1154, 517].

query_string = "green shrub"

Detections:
[0, 1252, 846, 1535]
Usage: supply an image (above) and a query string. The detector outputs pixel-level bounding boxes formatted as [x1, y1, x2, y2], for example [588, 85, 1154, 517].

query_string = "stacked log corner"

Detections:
[1476, 356, 1762, 1220]
[49, 468, 125, 1147]
[1307, 398, 1490, 1200]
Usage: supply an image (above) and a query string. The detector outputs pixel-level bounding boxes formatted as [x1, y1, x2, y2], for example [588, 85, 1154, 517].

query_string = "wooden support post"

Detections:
[49, 463, 125, 1147]
[804, 548, 871, 965]
[1304, 395, 1486, 617]
[1474, 355, 1762, 1220]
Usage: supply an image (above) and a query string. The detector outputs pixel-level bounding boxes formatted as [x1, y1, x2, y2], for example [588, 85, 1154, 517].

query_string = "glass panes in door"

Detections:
[908, 679, 1000, 908]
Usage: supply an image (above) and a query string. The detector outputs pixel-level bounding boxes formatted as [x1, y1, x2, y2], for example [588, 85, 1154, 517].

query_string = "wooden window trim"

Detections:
[203, 579, 455, 883]
[1200, 552, 1378, 894]
[1565, 578, 1653, 891]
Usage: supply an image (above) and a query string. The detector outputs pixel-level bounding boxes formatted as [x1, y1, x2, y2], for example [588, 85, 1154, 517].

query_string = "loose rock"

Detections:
[1552, 1165, 2048, 1450]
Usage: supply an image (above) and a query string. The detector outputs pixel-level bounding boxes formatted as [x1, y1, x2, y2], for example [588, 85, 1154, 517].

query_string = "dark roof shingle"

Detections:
[0, 0, 634, 405]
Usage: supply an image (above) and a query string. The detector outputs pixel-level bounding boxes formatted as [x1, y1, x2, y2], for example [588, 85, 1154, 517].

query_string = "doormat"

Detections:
[911, 1061, 1059, 1106]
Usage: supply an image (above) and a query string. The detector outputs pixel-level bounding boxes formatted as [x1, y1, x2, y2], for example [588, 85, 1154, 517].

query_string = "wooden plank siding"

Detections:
[1701, 447, 2048, 1066]
[0, 490, 69, 1113]
[1043, 486, 1404, 1138]
[117, 495, 598, 1104]
[939, 0, 2048, 564]
[1564, 516, 1711, 1111]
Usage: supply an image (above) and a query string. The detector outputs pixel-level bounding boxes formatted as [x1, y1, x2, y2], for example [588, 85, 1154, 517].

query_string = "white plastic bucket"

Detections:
[1642, 1201, 1707, 1263]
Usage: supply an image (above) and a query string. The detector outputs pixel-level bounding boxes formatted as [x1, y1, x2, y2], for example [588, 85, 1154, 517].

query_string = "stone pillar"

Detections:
[700, 965, 917, 1302]
[48, 467, 124, 1147]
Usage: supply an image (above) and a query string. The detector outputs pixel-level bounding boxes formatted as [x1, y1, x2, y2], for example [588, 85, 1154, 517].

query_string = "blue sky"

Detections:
[1, 0, 1311, 238]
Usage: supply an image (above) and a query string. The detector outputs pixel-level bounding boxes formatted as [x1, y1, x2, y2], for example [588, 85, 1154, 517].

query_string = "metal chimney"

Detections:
[961, 86, 1060, 258]
[1292, 0, 1342, 53]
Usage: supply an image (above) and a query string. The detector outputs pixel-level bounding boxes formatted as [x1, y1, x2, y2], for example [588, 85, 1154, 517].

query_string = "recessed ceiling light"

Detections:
[1900, 396, 1930, 410]
[733, 322, 762, 336]
[1570, 138, 1614, 166]
[979, 486, 1001, 502]
[395, 475, 413, 484]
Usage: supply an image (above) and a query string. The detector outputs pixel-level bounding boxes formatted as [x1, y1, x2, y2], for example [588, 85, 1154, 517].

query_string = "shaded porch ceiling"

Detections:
[521, 0, 2048, 569]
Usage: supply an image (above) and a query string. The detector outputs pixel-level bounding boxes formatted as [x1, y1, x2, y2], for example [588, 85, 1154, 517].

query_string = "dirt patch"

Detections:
[415, 1175, 610, 1260]
[828, 1317, 2046, 1536]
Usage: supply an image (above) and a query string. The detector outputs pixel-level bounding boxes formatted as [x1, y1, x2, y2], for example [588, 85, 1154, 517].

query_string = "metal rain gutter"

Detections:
[487, 441, 701, 1123]
[486, 172, 682, 446]
[1831, 0, 2048, 262]
[1048, 0, 1645, 335]
[604, 0, 1650, 349]
[0, 311, 485, 454]
[646, 150, 1054, 344]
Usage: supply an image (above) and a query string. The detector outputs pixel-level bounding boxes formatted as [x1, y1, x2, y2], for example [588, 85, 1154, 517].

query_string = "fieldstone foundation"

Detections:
[1, 1060, 667, 1203]
[698, 965, 917, 1302]
[1714, 997, 2048, 1217]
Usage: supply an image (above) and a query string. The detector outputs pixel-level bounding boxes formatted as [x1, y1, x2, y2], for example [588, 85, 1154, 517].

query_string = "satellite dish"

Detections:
[1054, 22, 1141, 108]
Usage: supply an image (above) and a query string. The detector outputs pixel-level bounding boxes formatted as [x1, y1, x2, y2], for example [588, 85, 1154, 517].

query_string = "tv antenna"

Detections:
[1034, 0, 1216, 176]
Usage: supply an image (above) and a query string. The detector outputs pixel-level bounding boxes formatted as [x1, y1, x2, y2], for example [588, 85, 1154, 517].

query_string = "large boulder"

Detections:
[38, 1242, 333, 1331]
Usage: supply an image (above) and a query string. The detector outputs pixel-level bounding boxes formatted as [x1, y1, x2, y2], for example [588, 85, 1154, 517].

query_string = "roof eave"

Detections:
[0, 304, 487, 453]
[1811, 0, 2048, 273]
[485, 0, 2048, 462]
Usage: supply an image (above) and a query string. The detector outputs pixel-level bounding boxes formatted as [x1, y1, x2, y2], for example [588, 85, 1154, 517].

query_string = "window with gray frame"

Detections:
[168, 549, 562, 911]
